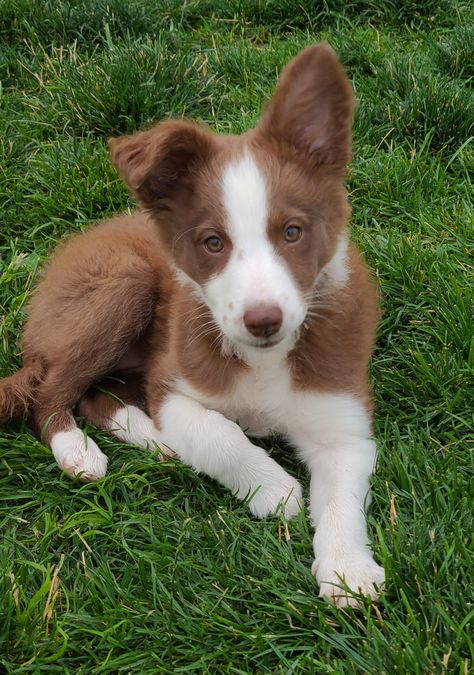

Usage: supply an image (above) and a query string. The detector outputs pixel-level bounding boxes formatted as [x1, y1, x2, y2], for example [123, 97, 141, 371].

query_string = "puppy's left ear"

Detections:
[109, 119, 216, 210]
[257, 43, 354, 169]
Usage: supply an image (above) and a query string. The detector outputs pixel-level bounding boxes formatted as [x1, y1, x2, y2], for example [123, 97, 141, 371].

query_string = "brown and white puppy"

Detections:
[0, 44, 384, 606]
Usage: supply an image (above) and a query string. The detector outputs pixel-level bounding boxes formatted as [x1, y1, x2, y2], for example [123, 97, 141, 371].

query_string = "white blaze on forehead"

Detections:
[221, 152, 268, 246]
[203, 149, 307, 352]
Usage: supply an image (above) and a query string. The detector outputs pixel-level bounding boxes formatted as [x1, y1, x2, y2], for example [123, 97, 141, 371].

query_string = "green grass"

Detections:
[0, 0, 473, 672]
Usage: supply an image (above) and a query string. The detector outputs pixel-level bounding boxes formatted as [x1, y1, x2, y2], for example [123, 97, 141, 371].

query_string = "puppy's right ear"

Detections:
[109, 119, 216, 210]
[257, 43, 354, 169]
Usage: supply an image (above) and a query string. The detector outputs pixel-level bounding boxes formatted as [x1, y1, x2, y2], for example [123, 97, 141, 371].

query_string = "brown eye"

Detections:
[204, 235, 224, 253]
[284, 224, 302, 243]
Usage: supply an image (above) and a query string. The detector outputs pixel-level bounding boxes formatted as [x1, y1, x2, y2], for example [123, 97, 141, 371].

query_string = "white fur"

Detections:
[317, 233, 349, 287]
[303, 437, 384, 605]
[157, 392, 302, 520]
[175, 354, 370, 441]
[51, 427, 107, 481]
[109, 405, 171, 456]
[203, 153, 307, 348]
[172, 349, 383, 606]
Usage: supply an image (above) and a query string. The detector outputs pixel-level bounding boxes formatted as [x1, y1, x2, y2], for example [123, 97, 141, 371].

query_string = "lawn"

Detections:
[0, 1, 472, 672]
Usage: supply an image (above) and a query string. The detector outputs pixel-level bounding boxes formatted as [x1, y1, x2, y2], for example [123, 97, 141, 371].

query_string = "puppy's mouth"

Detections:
[241, 336, 284, 350]
[255, 338, 282, 349]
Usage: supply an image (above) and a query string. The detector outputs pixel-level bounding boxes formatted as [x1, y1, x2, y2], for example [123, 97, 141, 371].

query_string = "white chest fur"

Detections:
[174, 347, 371, 445]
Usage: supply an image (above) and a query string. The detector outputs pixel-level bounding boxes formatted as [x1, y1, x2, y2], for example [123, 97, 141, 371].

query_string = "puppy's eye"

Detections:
[204, 235, 224, 253]
[284, 224, 302, 243]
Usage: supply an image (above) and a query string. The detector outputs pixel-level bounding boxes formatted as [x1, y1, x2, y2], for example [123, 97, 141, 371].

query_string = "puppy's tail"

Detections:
[0, 360, 45, 423]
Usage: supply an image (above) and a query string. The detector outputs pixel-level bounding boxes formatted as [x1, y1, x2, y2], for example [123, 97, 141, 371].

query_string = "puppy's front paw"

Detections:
[313, 554, 385, 608]
[248, 472, 303, 520]
[51, 428, 108, 482]
[110, 405, 174, 457]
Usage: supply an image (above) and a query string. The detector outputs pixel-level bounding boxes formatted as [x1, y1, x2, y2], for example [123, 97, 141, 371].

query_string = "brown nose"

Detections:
[243, 305, 283, 338]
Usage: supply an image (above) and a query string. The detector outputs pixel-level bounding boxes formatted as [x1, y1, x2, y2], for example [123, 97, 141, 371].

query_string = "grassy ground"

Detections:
[0, 1, 473, 672]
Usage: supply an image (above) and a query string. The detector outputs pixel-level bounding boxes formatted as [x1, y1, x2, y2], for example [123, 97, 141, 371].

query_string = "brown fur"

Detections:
[289, 243, 379, 404]
[0, 359, 45, 423]
[14, 213, 174, 442]
[0, 43, 378, 455]
[77, 371, 147, 430]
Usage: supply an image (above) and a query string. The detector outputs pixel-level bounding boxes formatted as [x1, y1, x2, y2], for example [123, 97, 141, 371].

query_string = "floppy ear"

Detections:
[109, 119, 216, 210]
[257, 43, 354, 168]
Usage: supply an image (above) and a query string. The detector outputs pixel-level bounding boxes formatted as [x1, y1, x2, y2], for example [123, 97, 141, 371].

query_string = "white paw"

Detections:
[51, 428, 108, 482]
[110, 405, 174, 457]
[248, 472, 303, 520]
[313, 554, 385, 608]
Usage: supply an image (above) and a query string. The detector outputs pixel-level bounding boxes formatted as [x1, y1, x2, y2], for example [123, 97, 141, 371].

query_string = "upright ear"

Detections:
[109, 119, 216, 210]
[257, 43, 354, 169]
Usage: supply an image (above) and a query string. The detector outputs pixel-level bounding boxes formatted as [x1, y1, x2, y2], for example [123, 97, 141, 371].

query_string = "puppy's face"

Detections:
[110, 43, 354, 351]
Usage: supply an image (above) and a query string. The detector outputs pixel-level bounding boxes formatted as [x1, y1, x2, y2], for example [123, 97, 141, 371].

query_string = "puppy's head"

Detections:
[110, 43, 354, 352]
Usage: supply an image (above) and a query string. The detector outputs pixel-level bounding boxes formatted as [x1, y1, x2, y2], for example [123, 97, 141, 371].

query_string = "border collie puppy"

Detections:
[0, 44, 385, 606]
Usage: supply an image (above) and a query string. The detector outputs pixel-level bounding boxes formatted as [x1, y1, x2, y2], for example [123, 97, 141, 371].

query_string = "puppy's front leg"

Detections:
[299, 435, 384, 607]
[157, 393, 302, 520]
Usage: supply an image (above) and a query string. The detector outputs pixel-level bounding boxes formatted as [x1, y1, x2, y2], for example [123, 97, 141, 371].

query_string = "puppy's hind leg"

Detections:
[32, 400, 108, 482]
[26, 258, 160, 481]
[50, 426, 108, 483]
[77, 373, 172, 458]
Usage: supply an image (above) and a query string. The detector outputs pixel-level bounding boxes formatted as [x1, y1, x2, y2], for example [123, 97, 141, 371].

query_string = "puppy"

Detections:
[0, 43, 385, 606]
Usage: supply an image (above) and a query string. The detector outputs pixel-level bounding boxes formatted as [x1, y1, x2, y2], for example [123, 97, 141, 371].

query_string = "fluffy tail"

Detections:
[0, 361, 45, 423]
